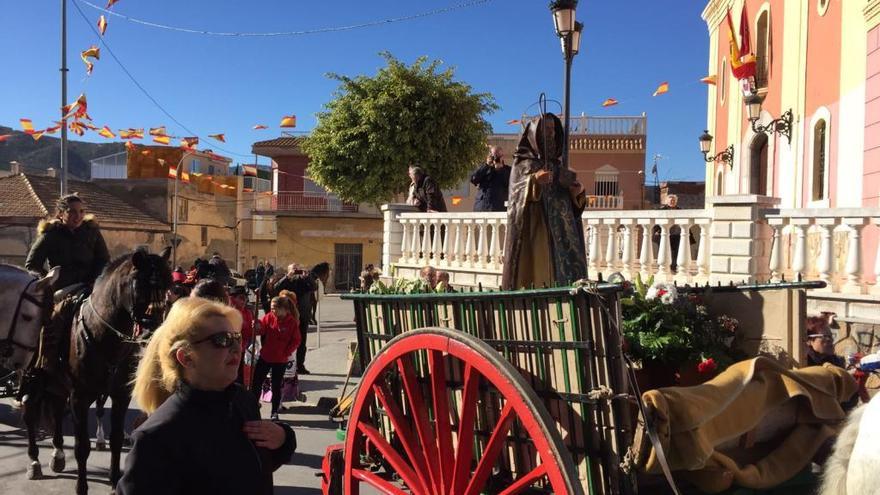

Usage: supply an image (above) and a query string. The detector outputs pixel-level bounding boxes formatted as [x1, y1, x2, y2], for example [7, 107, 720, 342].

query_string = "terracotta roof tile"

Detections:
[0, 174, 169, 231]
[251, 136, 307, 157]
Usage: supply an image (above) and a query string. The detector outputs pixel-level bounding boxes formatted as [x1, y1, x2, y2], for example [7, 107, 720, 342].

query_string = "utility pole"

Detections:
[59, 0, 69, 195]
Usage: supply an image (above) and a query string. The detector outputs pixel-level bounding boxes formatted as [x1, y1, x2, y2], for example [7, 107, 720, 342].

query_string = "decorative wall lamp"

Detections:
[698, 130, 734, 167]
[744, 94, 793, 144]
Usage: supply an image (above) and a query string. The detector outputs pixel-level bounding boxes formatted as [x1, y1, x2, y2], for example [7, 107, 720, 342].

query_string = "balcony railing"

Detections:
[381, 201, 880, 297]
[270, 191, 358, 213]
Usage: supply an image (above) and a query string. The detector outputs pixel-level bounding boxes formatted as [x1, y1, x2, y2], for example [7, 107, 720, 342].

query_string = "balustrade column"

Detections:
[639, 221, 655, 280]
[695, 220, 710, 282]
[674, 220, 693, 283]
[438, 218, 450, 266]
[842, 219, 869, 294]
[488, 218, 501, 269]
[476, 219, 489, 268]
[430, 218, 442, 261]
[399, 219, 411, 263]
[655, 221, 672, 281]
[767, 219, 785, 282]
[409, 219, 421, 264]
[587, 222, 603, 277]
[815, 218, 838, 291]
[790, 221, 809, 281]
[604, 222, 620, 275]
[620, 222, 637, 280]
[464, 223, 475, 268]
[420, 220, 432, 264]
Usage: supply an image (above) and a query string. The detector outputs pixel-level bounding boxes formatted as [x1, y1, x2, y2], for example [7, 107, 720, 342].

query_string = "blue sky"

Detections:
[0, 0, 712, 181]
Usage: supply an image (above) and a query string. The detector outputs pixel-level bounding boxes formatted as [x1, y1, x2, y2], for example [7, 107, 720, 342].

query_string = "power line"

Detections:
[77, 0, 494, 37]
[70, 0, 252, 158]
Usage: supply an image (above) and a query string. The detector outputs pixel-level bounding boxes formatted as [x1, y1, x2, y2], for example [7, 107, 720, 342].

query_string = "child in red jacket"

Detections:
[250, 293, 300, 419]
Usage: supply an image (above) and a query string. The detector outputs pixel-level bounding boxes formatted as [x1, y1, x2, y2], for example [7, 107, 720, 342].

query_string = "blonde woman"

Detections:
[116, 298, 296, 495]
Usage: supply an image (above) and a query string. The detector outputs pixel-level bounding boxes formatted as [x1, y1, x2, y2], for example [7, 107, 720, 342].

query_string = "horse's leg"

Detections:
[95, 395, 106, 451]
[108, 393, 131, 490]
[23, 399, 42, 480]
[71, 392, 93, 495]
[50, 397, 66, 472]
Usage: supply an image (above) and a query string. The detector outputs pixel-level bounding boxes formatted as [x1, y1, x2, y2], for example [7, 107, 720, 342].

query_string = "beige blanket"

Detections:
[637, 357, 857, 493]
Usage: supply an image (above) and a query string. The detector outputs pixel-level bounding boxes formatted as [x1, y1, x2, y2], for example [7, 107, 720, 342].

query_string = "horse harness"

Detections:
[0, 277, 46, 358]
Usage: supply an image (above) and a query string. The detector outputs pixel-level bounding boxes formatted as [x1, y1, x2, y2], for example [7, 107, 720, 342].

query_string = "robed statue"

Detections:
[501, 113, 588, 289]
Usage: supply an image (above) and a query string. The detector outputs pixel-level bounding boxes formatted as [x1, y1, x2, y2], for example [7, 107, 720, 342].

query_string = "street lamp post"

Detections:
[744, 94, 793, 144]
[698, 130, 734, 167]
[171, 151, 196, 269]
[551, 1, 582, 170]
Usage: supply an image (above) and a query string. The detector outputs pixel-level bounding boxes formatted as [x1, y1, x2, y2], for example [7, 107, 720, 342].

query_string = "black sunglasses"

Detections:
[192, 331, 242, 349]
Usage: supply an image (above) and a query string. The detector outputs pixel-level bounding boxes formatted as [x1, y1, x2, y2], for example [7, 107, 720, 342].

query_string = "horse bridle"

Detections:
[0, 278, 47, 358]
[82, 278, 165, 346]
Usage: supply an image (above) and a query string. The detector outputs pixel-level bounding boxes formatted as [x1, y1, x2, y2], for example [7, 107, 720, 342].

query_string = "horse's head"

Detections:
[0, 266, 59, 370]
[127, 247, 173, 330]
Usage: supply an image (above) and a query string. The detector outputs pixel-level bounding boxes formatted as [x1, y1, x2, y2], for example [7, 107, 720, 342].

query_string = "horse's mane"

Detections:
[96, 252, 135, 284]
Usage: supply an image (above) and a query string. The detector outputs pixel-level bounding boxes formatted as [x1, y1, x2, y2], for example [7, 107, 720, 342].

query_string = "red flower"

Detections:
[657, 289, 668, 297]
[697, 358, 717, 374]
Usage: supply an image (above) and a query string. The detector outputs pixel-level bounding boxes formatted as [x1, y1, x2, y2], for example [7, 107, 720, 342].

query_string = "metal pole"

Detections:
[172, 164, 179, 268]
[562, 33, 573, 171]
[59, 0, 69, 195]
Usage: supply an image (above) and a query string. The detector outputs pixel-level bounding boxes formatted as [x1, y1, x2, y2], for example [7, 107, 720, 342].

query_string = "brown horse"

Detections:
[22, 247, 171, 494]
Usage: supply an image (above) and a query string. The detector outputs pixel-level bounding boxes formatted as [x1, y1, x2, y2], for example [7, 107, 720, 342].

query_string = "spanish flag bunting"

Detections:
[700, 75, 717, 85]
[44, 125, 62, 134]
[243, 165, 258, 177]
[125, 141, 135, 151]
[157, 158, 166, 166]
[279, 115, 296, 128]
[149, 126, 167, 136]
[69, 121, 86, 136]
[20, 119, 34, 133]
[81, 46, 100, 75]
[181, 172, 190, 183]
[98, 126, 116, 139]
[451, 196, 462, 206]
[106, 0, 120, 8]
[82, 122, 99, 131]
[506, 119, 520, 125]
[167, 163, 178, 179]
[180, 136, 199, 149]
[652, 82, 669, 97]
[153, 135, 171, 145]
[0, 135, 11, 142]
[252, 124, 268, 130]
[61, 94, 88, 120]
[98, 15, 108, 36]
[601, 98, 619, 107]
[208, 133, 225, 142]
[31, 131, 44, 142]
[119, 128, 144, 139]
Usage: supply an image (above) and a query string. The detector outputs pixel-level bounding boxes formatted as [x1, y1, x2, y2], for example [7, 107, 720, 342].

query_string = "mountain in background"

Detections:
[0, 125, 124, 179]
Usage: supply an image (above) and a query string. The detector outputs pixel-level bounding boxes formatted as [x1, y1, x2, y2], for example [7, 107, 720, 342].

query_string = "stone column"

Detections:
[381, 203, 418, 276]
[708, 195, 780, 285]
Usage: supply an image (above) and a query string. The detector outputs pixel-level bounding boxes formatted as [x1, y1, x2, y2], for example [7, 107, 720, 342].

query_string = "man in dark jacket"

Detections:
[470, 146, 511, 212]
[406, 166, 447, 212]
[25, 194, 110, 290]
[273, 262, 330, 375]
[207, 252, 232, 286]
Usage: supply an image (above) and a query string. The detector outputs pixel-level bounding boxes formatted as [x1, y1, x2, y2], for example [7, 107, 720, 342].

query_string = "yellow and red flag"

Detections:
[208, 133, 225, 142]
[180, 136, 199, 149]
[62, 94, 88, 120]
[106, 0, 120, 8]
[700, 75, 717, 85]
[243, 165, 258, 177]
[31, 131, 45, 141]
[20, 119, 34, 133]
[119, 128, 143, 139]
[726, 8, 756, 81]
[157, 158, 166, 166]
[44, 124, 62, 135]
[181, 171, 190, 184]
[279, 115, 296, 128]
[602, 98, 619, 107]
[149, 126, 167, 136]
[167, 163, 178, 179]
[125, 141, 136, 152]
[141, 150, 152, 156]
[153, 135, 171, 145]
[98, 126, 116, 139]
[652, 82, 669, 97]
[69, 121, 87, 136]
[506, 119, 520, 125]
[81, 46, 100, 75]
[252, 124, 268, 130]
[98, 15, 108, 36]
[451, 196, 463, 206]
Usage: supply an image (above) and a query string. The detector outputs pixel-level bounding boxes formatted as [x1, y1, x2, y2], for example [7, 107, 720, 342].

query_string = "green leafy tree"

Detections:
[302, 52, 498, 205]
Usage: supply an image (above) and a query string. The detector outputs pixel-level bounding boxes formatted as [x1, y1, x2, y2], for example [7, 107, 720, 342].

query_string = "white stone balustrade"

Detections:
[382, 201, 880, 296]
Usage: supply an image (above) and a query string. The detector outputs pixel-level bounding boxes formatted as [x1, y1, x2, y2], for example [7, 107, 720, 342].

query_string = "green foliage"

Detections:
[367, 277, 430, 295]
[302, 52, 498, 205]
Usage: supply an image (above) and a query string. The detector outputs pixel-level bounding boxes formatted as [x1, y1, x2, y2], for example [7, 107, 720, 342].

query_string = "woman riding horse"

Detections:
[23, 193, 110, 375]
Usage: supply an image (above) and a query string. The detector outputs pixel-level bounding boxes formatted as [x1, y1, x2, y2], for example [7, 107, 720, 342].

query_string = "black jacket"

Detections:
[25, 218, 110, 289]
[470, 163, 511, 212]
[409, 175, 447, 212]
[274, 273, 317, 322]
[116, 382, 296, 495]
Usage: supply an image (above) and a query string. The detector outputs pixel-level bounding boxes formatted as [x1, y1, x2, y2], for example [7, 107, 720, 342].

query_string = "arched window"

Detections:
[812, 119, 828, 201]
[593, 165, 619, 197]
[755, 10, 770, 89]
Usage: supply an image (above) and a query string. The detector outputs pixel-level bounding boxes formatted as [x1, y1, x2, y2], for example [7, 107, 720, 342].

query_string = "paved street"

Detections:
[0, 295, 358, 494]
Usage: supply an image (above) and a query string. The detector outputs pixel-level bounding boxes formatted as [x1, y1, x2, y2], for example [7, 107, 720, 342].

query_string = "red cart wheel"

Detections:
[344, 327, 583, 495]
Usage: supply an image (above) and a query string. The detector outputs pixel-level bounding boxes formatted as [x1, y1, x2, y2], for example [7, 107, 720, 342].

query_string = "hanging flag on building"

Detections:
[149, 126, 167, 136]
[98, 15, 108, 36]
[652, 82, 669, 97]
[81, 46, 100, 75]
[253, 124, 268, 130]
[98, 126, 115, 139]
[700, 75, 717, 85]
[153, 135, 171, 145]
[279, 115, 297, 128]
[726, 8, 756, 83]
[602, 98, 619, 107]
[243, 165, 258, 177]
[208, 133, 225, 142]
